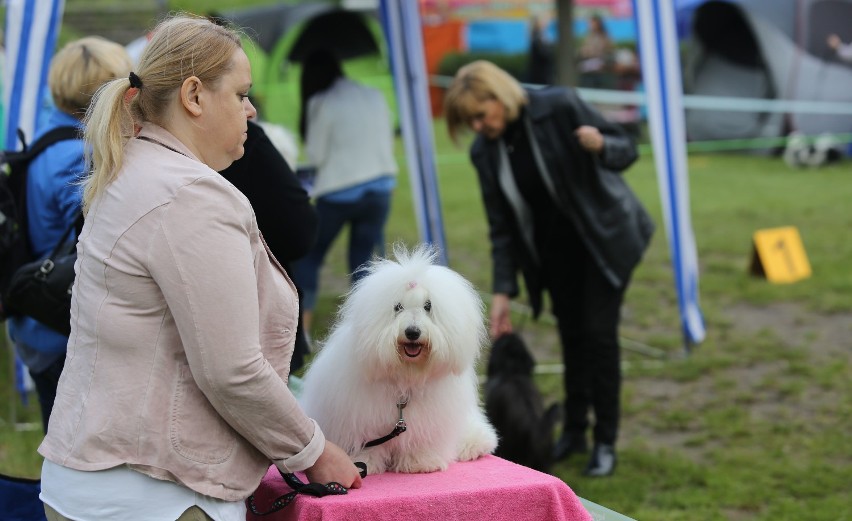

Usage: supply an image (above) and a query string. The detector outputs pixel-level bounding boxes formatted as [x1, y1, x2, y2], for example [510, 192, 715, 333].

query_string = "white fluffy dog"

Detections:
[299, 245, 498, 475]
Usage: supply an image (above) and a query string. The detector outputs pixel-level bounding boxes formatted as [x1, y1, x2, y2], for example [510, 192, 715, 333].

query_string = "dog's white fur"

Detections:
[299, 245, 498, 474]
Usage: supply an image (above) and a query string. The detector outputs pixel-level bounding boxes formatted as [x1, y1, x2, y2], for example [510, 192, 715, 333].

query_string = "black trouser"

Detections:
[545, 244, 627, 446]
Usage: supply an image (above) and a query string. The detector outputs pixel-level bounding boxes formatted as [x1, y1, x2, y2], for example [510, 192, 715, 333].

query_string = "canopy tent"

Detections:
[219, 2, 332, 55]
[634, 0, 705, 348]
[2, 0, 63, 150]
[219, 3, 394, 140]
[220, 2, 382, 64]
[380, 0, 447, 262]
[287, 9, 381, 63]
[680, 0, 852, 142]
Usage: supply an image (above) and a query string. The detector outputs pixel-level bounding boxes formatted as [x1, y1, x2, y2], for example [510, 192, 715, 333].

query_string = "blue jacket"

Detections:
[8, 109, 85, 354]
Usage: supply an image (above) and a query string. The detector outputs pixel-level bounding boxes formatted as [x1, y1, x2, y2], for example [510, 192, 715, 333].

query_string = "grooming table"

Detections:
[246, 455, 593, 521]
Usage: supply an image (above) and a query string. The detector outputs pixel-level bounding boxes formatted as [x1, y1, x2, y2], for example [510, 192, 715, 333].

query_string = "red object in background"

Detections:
[422, 20, 464, 117]
[576, 0, 633, 17]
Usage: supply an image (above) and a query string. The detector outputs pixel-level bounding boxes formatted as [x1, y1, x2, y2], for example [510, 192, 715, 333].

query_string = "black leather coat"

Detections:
[470, 87, 655, 318]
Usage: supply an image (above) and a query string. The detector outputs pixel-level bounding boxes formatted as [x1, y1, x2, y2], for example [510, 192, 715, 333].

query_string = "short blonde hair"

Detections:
[49, 36, 132, 118]
[443, 60, 528, 143]
[83, 14, 243, 212]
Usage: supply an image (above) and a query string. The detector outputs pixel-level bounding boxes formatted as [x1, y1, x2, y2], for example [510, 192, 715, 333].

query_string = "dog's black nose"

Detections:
[405, 326, 421, 340]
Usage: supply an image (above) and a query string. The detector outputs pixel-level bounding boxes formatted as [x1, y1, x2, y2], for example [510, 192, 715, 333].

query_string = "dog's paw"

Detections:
[456, 442, 493, 462]
[457, 428, 499, 462]
[391, 452, 449, 474]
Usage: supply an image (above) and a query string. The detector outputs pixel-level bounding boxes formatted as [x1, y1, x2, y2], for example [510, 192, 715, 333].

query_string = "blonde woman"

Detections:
[444, 61, 654, 477]
[39, 15, 361, 521]
[7, 36, 131, 433]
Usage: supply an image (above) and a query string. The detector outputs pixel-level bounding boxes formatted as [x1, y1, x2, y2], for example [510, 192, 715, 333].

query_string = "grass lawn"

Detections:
[3, 124, 850, 520]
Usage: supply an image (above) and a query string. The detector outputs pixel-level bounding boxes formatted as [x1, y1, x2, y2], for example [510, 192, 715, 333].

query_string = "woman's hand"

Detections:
[575, 125, 604, 154]
[489, 293, 513, 339]
[304, 441, 363, 489]
[827, 34, 841, 50]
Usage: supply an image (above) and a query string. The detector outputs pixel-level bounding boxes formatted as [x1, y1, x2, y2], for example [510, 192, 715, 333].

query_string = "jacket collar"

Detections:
[136, 122, 201, 163]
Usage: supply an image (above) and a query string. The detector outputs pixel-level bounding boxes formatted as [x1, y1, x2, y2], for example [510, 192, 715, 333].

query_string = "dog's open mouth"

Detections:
[401, 342, 424, 358]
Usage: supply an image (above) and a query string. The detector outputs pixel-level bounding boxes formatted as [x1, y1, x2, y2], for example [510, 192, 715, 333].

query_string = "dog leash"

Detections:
[247, 397, 409, 515]
[247, 462, 368, 516]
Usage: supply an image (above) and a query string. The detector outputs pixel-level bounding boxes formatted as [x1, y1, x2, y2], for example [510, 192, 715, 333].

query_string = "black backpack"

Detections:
[0, 126, 80, 319]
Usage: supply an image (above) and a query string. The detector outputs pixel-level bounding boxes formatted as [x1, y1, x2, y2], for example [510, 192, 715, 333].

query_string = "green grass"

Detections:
[258, 129, 852, 520]
[5, 128, 849, 520]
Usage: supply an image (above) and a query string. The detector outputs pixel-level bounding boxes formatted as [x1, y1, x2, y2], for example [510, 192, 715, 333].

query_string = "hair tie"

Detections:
[129, 72, 143, 89]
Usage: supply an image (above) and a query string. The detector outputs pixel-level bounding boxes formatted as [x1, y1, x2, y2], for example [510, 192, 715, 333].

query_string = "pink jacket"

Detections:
[39, 124, 324, 501]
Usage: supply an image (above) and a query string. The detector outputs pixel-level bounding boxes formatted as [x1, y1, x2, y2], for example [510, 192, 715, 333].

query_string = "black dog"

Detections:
[485, 332, 560, 473]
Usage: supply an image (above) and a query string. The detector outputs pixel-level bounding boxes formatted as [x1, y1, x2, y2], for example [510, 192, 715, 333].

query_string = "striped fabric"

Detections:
[379, 1, 449, 266]
[634, 0, 706, 348]
[3, 0, 65, 150]
[3, 0, 66, 403]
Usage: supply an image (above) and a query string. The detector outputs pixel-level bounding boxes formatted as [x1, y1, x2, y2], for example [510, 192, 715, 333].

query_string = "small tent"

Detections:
[680, 0, 852, 142]
[220, 2, 392, 133]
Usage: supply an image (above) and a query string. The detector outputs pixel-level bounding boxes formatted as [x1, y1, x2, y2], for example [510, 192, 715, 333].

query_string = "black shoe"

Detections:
[552, 431, 588, 462]
[583, 443, 616, 477]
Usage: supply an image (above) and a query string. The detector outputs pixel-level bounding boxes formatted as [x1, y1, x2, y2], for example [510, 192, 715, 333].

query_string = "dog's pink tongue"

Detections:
[404, 344, 422, 357]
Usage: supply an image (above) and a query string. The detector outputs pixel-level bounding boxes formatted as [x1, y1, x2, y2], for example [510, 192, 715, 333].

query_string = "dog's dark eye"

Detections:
[394, 303, 403, 313]
[424, 300, 432, 312]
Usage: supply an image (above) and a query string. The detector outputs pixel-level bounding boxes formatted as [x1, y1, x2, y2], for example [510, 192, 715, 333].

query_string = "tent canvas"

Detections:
[682, 0, 852, 142]
[221, 2, 381, 63]
[220, 3, 394, 137]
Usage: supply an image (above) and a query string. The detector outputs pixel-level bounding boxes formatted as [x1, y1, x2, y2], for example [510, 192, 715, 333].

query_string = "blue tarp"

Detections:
[466, 18, 637, 53]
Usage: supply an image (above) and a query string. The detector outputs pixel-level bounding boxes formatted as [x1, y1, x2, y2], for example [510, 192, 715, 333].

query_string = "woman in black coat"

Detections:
[444, 61, 654, 476]
[219, 120, 317, 372]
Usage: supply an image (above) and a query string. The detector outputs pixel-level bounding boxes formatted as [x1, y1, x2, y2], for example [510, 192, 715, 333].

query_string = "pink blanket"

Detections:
[246, 455, 592, 521]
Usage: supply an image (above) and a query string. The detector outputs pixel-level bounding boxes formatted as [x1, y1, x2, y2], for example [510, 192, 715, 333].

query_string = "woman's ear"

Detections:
[180, 76, 203, 117]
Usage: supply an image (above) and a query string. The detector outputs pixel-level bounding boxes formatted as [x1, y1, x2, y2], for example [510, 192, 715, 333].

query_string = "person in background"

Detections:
[255, 120, 300, 170]
[292, 48, 397, 337]
[219, 119, 317, 372]
[444, 61, 654, 477]
[827, 33, 852, 63]
[38, 15, 361, 521]
[578, 13, 615, 88]
[7, 36, 132, 433]
[526, 14, 554, 86]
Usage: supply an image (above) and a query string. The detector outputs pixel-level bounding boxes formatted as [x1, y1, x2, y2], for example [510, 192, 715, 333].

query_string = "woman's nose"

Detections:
[246, 99, 258, 120]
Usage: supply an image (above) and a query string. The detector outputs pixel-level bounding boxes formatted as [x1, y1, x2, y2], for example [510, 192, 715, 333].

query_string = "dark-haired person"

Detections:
[827, 33, 852, 63]
[292, 49, 397, 337]
[578, 14, 615, 88]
